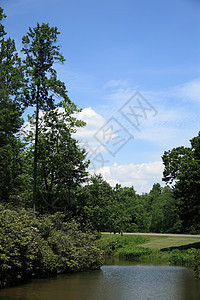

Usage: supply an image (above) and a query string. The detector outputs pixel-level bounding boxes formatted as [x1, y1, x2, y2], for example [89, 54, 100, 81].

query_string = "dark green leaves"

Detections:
[162, 132, 200, 233]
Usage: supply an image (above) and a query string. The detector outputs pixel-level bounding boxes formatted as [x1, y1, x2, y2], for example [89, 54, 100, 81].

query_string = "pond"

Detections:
[1, 260, 200, 300]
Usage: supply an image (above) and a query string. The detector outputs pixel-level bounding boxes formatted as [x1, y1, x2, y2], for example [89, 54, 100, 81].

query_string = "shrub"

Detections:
[169, 249, 196, 266]
[118, 246, 152, 260]
[0, 205, 103, 288]
[97, 235, 150, 255]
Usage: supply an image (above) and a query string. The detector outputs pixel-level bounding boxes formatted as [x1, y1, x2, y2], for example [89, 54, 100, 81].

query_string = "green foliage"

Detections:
[118, 246, 152, 260]
[106, 185, 139, 234]
[98, 235, 165, 262]
[162, 132, 200, 233]
[23, 106, 89, 213]
[0, 9, 25, 202]
[21, 22, 83, 211]
[0, 204, 103, 288]
[169, 249, 196, 267]
[0, 5, 181, 236]
[21, 22, 67, 109]
[75, 176, 178, 234]
[97, 236, 124, 255]
[0, 7, 6, 41]
[140, 185, 180, 233]
[194, 250, 200, 279]
[75, 175, 115, 231]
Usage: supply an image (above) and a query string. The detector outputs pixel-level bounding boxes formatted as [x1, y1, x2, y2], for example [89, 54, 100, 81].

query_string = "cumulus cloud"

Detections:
[90, 161, 164, 194]
[74, 107, 107, 150]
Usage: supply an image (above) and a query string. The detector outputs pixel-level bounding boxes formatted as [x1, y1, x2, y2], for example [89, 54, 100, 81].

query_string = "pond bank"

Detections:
[97, 234, 200, 278]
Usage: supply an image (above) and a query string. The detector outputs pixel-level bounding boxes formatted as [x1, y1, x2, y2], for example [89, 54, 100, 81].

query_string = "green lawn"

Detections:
[140, 236, 200, 250]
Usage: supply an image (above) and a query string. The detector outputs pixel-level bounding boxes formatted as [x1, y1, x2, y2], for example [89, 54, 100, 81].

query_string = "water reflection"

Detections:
[0, 263, 200, 300]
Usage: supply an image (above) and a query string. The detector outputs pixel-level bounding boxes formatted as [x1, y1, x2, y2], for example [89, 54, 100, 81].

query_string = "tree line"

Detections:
[1, 5, 200, 237]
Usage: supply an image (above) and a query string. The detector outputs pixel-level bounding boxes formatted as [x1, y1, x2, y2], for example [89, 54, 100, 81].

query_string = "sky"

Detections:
[1, 0, 200, 193]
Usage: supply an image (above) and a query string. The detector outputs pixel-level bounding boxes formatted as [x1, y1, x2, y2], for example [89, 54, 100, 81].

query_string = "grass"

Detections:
[140, 236, 200, 250]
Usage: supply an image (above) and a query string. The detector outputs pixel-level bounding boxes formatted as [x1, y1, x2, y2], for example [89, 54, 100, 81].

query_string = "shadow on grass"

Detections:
[161, 242, 200, 252]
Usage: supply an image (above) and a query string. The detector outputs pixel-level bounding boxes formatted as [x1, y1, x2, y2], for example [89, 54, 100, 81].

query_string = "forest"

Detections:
[1, 5, 200, 287]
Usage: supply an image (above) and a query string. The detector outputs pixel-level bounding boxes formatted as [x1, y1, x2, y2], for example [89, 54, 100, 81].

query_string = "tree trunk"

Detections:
[33, 86, 39, 213]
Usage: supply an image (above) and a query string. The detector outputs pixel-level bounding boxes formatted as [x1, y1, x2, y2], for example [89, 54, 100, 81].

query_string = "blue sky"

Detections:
[1, 0, 200, 193]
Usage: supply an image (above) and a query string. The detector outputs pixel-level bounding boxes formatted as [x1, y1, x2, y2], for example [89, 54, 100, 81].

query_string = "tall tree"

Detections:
[21, 23, 75, 211]
[162, 132, 200, 233]
[0, 7, 24, 202]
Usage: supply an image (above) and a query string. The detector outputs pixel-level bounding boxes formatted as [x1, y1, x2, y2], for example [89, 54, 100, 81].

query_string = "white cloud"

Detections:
[75, 107, 105, 128]
[105, 79, 130, 89]
[74, 107, 107, 150]
[89, 161, 164, 194]
[172, 78, 200, 103]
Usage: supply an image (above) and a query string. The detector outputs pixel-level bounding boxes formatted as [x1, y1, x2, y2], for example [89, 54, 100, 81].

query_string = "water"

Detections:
[1, 262, 200, 300]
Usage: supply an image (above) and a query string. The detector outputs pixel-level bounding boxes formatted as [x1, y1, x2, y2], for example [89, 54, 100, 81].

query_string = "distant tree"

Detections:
[161, 186, 181, 233]
[108, 185, 139, 233]
[75, 174, 114, 231]
[133, 194, 152, 233]
[21, 23, 77, 211]
[145, 184, 180, 233]
[162, 132, 200, 233]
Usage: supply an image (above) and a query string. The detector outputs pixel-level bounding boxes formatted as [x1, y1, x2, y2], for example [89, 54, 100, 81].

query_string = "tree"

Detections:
[21, 23, 77, 211]
[24, 105, 89, 212]
[0, 7, 24, 202]
[75, 174, 115, 231]
[108, 185, 139, 233]
[160, 186, 181, 233]
[162, 132, 200, 233]
[143, 184, 180, 233]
